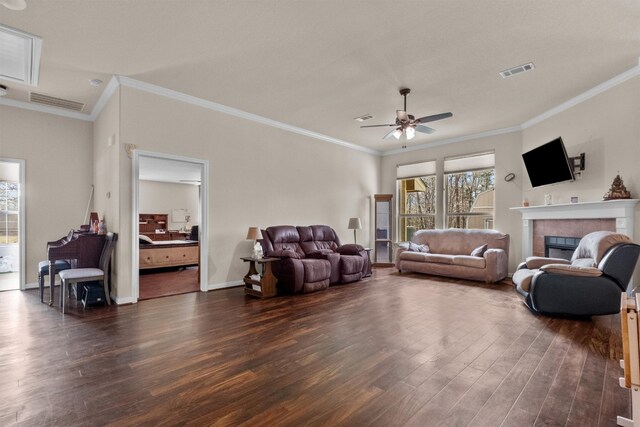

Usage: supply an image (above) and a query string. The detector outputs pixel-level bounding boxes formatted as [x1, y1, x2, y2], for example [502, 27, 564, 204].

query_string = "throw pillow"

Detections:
[470, 244, 488, 257]
[337, 244, 364, 255]
[139, 235, 153, 244]
[408, 242, 430, 253]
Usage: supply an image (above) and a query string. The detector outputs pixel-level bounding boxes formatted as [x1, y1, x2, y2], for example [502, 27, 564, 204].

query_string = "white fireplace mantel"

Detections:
[510, 199, 639, 258]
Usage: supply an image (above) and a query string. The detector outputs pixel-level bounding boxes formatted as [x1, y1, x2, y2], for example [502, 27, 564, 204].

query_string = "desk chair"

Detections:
[59, 232, 117, 313]
[37, 260, 71, 303]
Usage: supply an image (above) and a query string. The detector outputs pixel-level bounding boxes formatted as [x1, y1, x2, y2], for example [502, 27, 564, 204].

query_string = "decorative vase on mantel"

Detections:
[603, 174, 631, 200]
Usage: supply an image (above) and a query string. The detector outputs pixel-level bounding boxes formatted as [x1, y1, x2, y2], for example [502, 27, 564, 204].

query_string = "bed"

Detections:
[139, 239, 199, 270]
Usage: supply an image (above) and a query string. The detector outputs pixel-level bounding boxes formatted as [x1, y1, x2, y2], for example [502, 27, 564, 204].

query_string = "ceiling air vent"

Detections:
[354, 114, 374, 122]
[30, 92, 85, 112]
[499, 62, 535, 78]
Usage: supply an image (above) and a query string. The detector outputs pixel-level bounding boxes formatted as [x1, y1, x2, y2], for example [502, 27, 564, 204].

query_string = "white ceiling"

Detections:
[1, 0, 639, 152]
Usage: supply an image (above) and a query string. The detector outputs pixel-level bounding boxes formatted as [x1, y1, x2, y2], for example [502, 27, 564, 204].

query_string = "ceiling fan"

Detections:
[361, 88, 452, 140]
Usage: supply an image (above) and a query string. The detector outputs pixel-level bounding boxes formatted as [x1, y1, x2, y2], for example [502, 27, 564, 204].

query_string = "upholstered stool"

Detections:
[38, 260, 72, 303]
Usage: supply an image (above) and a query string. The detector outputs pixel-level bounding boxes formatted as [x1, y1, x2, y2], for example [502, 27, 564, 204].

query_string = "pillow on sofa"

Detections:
[139, 235, 153, 244]
[337, 244, 364, 255]
[470, 244, 488, 257]
[268, 249, 301, 259]
[408, 242, 430, 253]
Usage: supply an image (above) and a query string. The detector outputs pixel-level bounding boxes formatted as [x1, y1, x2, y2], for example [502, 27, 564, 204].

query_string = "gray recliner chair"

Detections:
[513, 231, 640, 317]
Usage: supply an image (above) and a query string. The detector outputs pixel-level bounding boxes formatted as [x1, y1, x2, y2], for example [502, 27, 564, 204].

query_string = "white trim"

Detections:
[510, 199, 639, 259]
[89, 76, 120, 121]
[0, 157, 25, 290]
[0, 96, 93, 121]
[207, 280, 243, 291]
[116, 76, 380, 156]
[132, 150, 210, 301]
[1, 59, 639, 156]
[113, 295, 137, 305]
[382, 126, 522, 156]
[521, 61, 640, 130]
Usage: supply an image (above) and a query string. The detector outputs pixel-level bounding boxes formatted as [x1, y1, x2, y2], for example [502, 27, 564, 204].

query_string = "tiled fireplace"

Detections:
[511, 199, 638, 259]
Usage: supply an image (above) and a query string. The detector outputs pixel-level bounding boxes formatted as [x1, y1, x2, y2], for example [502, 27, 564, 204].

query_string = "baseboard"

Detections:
[25, 281, 39, 289]
[112, 294, 136, 305]
[207, 280, 243, 291]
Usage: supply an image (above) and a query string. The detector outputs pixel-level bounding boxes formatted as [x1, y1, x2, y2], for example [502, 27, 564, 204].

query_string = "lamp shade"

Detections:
[348, 218, 362, 230]
[246, 227, 261, 240]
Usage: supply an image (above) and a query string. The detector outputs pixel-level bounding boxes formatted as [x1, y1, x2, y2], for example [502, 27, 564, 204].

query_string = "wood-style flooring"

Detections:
[139, 266, 200, 300]
[0, 268, 630, 426]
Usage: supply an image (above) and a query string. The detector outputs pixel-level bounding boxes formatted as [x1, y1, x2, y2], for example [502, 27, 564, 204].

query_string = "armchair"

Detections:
[513, 231, 640, 316]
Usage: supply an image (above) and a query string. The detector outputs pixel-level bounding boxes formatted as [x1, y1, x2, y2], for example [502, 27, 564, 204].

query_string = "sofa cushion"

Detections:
[571, 258, 597, 268]
[470, 244, 487, 257]
[411, 228, 509, 255]
[540, 263, 602, 277]
[409, 242, 430, 253]
[424, 253, 455, 264]
[399, 251, 428, 262]
[453, 255, 486, 269]
[513, 268, 537, 292]
[340, 254, 364, 274]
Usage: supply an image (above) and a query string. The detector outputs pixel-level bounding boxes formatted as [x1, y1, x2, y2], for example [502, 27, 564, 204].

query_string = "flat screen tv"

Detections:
[522, 137, 574, 188]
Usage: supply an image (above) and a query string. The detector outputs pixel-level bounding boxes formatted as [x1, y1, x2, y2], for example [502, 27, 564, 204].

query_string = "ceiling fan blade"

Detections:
[416, 125, 436, 134]
[396, 110, 409, 121]
[360, 123, 395, 128]
[383, 128, 400, 140]
[416, 112, 453, 123]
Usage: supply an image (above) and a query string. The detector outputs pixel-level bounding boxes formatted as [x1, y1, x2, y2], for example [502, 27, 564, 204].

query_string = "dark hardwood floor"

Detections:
[0, 268, 630, 426]
[139, 266, 200, 300]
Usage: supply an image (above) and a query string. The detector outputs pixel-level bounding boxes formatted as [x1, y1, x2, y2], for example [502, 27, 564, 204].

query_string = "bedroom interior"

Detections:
[1, 0, 640, 425]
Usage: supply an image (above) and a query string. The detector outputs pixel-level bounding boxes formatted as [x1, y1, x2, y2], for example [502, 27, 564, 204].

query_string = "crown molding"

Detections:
[0, 96, 93, 121]
[520, 59, 640, 130]
[88, 75, 120, 121]
[116, 76, 381, 156]
[2, 58, 639, 157]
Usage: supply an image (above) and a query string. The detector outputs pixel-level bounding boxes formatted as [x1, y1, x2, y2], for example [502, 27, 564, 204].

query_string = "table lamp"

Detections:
[348, 217, 362, 244]
[246, 227, 263, 258]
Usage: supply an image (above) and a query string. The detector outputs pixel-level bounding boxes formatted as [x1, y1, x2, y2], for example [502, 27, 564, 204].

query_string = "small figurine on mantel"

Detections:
[603, 174, 631, 200]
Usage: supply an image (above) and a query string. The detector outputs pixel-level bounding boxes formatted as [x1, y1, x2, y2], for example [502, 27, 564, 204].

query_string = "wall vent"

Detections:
[30, 92, 85, 112]
[499, 62, 535, 78]
[354, 114, 374, 122]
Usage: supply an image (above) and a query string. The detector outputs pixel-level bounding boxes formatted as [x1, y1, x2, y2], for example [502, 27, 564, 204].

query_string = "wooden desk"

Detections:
[241, 257, 278, 298]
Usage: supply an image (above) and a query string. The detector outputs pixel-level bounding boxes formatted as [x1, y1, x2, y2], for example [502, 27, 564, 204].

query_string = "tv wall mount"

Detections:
[570, 153, 585, 173]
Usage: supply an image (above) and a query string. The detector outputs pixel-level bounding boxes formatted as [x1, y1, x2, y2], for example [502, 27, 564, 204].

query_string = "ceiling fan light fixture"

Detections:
[406, 127, 415, 140]
[392, 129, 403, 140]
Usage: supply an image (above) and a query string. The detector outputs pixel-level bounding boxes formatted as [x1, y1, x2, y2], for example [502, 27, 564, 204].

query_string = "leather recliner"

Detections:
[260, 225, 369, 294]
[513, 231, 640, 317]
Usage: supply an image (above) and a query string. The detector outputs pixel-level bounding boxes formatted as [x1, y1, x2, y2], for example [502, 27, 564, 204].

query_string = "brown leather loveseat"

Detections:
[260, 225, 370, 294]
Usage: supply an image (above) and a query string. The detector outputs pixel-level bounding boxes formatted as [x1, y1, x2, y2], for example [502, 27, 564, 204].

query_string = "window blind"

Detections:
[444, 152, 494, 173]
[397, 161, 436, 179]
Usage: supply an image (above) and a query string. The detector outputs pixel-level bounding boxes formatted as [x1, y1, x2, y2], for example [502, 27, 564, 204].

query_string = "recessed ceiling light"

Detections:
[0, 0, 26, 11]
[0, 85, 7, 96]
[89, 79, 103, 86]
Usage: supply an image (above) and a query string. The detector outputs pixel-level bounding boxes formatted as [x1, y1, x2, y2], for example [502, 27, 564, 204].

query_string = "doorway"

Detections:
[132, 151, 208, 301]
[0, 159, 25, 292]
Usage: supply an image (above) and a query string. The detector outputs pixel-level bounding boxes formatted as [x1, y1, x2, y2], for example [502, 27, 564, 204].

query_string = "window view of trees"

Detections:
[398, 175, 436, 241]
[445, 168, 495, 229]
[0, 181, 19, 244]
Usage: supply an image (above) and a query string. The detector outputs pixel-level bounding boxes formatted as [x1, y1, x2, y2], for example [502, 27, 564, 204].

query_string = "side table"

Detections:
[241, 256, 278, 298]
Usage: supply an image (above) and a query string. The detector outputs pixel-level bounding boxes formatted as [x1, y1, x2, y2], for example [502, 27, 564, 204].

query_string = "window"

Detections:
[444, 153, 495, 229]
[397, 161, 436, 241]
[0, 181, 19, 244]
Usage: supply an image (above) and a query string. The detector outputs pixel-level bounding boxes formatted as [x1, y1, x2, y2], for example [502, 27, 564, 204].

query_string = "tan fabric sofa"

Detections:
[395, 229, 510, 283]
